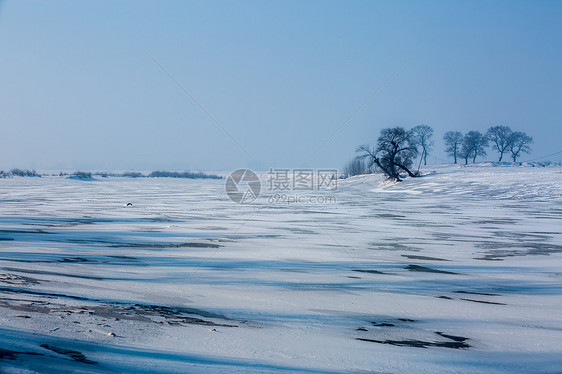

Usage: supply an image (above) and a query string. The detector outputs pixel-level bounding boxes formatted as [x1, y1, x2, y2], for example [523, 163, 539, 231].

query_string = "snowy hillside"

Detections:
[1, 164, 562, 373]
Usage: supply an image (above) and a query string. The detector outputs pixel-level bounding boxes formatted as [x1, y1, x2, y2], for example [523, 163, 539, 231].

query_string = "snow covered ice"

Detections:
[1, 164, 562, 373]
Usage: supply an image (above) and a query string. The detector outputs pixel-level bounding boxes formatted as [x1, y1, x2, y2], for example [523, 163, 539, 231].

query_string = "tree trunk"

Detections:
[373, 157, 401, 181]
[512, 147, 521, 162]
[395, 163, 417, 178]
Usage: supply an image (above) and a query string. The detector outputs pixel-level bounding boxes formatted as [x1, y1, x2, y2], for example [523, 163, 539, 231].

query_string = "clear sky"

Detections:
[1, 0, 561, 171]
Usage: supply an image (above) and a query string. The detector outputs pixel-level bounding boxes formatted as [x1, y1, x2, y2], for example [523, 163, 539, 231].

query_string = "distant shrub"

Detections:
[122, 171, 144, 178]
[342, 158, 371, 178]
[148, 171, 222, 179]
[71, 171, 92, 179]
[10, 169, 41, 177]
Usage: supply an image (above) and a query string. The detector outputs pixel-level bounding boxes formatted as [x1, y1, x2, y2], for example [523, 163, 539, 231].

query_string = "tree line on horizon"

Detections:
[0, 169, 222, 179]
[444, 126, 533, 164]
[344, 125, 533, 181]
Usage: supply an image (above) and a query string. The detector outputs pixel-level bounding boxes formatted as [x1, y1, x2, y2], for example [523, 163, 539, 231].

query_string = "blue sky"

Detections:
[1, 0, 561, 170]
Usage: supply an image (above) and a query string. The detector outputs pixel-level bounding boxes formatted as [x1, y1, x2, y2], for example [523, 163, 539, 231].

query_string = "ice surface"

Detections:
[1, 165, 561, 373]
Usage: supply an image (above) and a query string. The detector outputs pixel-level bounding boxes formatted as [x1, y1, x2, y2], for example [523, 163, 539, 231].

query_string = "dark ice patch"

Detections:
[401, 255, 450, 261]
[40, 344, 97, 365]
[352, 269, 386, 275]
[356, 337, 469, 349]
[405, 265, 459, 274]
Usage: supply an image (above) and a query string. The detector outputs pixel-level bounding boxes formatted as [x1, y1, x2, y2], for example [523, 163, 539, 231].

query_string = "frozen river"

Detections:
[1, 165, 562, 373]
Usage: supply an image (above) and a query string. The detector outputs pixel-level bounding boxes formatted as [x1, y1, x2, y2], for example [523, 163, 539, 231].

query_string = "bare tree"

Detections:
[357, 127, 418, 181]
[443, 131, 463, 164]
[343, 157, 369, 178]
[459, 137, 471, 165]
[412, 124, 434, 166]
[462, 131, 488, 163]
[486, 125, 513, 162]
[509, 131, 533, 162]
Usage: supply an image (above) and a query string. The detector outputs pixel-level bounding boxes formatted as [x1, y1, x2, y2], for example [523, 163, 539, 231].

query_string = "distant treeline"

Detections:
[1, 169, 222, 179]
[0, 169, 41, 178]
[146, 171, 222, 179]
